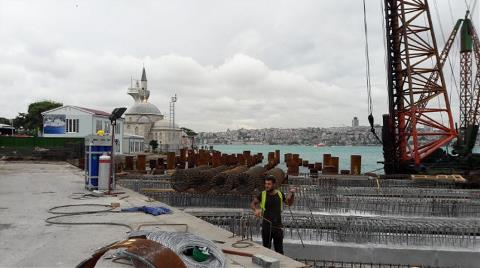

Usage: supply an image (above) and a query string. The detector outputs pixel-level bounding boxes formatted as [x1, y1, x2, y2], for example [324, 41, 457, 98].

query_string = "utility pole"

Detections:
[169, 94, 177, 129]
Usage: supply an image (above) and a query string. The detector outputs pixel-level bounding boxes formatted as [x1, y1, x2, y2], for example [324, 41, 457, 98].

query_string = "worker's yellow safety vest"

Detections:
[260, 190, 283, 212]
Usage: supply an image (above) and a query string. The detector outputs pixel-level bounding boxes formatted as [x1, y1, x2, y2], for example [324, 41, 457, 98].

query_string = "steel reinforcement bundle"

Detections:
[211, 165, 249, 193]
[193, 165, 233, 193]
[171, 166, 210, 192]
[235, 166, 266, 194]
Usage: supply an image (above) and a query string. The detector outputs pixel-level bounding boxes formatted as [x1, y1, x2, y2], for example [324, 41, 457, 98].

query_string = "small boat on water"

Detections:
[313, 143, 327, 147]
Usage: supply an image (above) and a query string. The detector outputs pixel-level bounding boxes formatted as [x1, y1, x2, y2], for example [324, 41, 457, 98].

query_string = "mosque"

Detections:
[123, 67, 187, 152]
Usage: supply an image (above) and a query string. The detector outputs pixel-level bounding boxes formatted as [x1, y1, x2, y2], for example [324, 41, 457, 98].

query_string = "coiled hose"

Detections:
[137, 231, 226, 268]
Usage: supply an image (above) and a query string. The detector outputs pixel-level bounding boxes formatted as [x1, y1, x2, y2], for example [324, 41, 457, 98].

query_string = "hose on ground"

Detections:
[45, 203, 134, 231]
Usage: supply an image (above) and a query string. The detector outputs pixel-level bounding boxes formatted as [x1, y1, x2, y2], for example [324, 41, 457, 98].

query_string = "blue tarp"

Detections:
[121, 206, 172, 216]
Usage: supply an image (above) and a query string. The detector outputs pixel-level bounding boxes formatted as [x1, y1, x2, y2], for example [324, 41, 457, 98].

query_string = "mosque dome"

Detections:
[125, 102, 162, 116]
[153, 120, 179, 129]
[137, 116, 151, 124]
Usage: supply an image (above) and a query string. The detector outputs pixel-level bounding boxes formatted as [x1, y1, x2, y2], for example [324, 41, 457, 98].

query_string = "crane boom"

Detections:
[420, 19, 463, 108]
[382, 0, 457, 174]
[469, 23, 480, 125]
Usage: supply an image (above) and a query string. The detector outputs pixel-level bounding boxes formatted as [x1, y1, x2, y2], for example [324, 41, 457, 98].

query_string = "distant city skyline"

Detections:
[198, 125, 383, 146]
[0, 1, 472, 132]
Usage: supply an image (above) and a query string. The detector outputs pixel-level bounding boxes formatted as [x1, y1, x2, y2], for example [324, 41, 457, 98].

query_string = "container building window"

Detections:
[104, 121, 110, 133]
[66, 119, 79, 133]
[96, 120, 102, 132]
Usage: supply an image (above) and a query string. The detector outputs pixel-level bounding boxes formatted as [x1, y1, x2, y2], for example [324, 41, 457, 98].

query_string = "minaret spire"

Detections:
[141, 67, 147, 81]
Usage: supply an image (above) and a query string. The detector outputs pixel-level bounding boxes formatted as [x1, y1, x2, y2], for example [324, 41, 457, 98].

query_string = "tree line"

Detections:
[0, 101, 62, 136]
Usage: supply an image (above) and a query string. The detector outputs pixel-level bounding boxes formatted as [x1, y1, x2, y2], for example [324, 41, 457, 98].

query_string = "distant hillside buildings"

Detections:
[199, 126, 383, 146]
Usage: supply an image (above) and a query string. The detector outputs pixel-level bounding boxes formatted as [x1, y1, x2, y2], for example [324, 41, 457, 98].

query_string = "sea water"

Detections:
[212, 144, 480, 174]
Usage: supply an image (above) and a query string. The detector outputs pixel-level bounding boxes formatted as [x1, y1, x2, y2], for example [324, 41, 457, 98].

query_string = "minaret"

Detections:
[139, 67, 150, 101]
[141, 67, 147, 89]
[127, 67, 150, 103]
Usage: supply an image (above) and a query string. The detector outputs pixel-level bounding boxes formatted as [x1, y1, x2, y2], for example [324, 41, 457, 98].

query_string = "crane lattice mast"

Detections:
[382, 0, 457, 174]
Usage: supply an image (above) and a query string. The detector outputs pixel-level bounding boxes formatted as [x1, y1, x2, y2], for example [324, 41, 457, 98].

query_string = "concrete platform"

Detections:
[0, 161, 306, 268]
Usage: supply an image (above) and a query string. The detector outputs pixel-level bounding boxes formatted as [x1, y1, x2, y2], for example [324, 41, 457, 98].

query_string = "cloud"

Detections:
[0, 0, 470, 131]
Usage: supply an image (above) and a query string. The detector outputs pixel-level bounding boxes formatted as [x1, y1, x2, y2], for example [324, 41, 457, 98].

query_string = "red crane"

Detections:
[380, 0, 480, 174]
[382, 0, 457, 174]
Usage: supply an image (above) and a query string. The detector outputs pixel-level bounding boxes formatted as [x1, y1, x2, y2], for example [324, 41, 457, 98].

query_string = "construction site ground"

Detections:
[0, 161, 305, 268]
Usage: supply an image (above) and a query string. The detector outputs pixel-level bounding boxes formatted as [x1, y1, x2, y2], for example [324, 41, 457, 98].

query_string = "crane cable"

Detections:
[446, 0, 461, 104]
[363, 0, 382, 144]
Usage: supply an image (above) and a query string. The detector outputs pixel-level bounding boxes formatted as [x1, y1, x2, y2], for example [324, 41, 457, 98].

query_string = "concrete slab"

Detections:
[283, 243, 480, 268]
[0, 161, 306, 268]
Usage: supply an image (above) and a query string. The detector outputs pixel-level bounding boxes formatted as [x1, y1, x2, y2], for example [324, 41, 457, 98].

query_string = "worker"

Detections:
[251, 176, 295, 254]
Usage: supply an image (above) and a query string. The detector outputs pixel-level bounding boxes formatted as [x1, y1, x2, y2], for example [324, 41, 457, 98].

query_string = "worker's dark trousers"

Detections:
[261, 224, 284, 254]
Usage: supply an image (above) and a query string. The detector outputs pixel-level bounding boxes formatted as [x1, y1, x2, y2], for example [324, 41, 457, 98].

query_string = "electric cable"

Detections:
[363, 0, 382, 144]
[231, 240, 253, 249]
[45, 214, 134, 231]
[48, 203, 115, 214]
[363, 0, 373, 116]
[45, 204, 134, 231]
[68, 192, 102, 200]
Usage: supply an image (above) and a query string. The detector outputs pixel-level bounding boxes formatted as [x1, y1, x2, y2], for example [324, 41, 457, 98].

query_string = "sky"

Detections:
[0, 0, 477, 132]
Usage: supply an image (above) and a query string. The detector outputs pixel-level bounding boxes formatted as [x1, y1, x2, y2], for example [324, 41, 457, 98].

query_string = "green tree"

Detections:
[25, 100, 62, 132]
[11, 101, 62, 135]
[12, 113, 27, 130]
[149, 140, 159, 151]
[0, 117, 11, 125]
[180, 127, 198, 137]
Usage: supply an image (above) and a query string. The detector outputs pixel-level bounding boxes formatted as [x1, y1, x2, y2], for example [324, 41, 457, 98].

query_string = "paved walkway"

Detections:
[0, 161, 305, 268]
